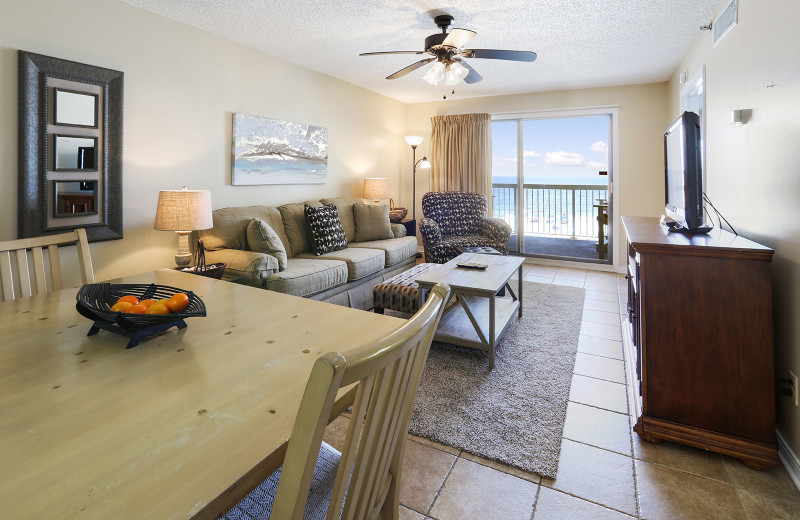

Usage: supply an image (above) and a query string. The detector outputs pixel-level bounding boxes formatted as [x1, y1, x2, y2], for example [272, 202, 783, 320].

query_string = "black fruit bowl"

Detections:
[76, 282, 206, 333]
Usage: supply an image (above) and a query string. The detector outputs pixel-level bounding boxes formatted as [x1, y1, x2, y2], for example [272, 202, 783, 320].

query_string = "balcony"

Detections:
[492, 183, 609, 261]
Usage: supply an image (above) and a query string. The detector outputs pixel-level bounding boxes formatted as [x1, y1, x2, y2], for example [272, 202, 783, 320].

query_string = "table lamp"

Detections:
[154, 187, 213, 266]
[363, 177, 390, 205]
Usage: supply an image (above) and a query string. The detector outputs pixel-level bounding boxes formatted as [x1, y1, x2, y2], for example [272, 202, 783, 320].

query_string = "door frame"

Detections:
[492, 106, 620, 267]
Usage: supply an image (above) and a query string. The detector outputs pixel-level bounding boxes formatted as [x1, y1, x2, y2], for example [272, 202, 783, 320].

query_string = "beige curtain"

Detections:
[429, 113, 493, 214]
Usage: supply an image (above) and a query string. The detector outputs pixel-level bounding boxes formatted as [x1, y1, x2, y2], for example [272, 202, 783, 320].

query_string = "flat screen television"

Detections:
[664, 111, 706, 231]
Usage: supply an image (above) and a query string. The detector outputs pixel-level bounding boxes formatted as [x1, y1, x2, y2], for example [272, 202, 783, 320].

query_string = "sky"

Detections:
[492, 116, 610, 184]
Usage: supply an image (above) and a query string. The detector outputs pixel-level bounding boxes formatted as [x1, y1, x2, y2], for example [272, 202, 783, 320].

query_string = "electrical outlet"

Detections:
[791, 371, 799, 407]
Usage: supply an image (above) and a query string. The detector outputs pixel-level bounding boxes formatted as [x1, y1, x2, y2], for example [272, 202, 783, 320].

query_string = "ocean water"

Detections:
[491, 176, 608, 238]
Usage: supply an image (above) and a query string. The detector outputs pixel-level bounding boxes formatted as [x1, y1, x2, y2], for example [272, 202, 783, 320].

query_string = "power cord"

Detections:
[702, 193, 738, 236]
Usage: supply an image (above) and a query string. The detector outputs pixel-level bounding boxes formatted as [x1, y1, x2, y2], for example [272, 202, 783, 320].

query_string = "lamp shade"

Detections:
[362, 177, 390, 200]
[154, 189, 213, 231]
[404, 136, 424, 146]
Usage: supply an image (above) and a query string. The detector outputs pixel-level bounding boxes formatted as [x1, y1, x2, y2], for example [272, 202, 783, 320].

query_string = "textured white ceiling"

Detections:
[118, 0, 722, 104]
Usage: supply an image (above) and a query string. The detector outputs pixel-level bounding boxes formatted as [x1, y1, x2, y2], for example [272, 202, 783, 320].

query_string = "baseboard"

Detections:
[522, 257, 621, 272]
[777, 429, 800, 492]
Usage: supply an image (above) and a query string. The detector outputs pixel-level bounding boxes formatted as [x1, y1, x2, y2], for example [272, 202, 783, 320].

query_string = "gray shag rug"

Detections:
[406, 281, 585, 480]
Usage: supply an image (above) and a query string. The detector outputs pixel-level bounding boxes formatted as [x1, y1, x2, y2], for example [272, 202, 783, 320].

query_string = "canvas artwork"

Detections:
[232, 113, 328, 185]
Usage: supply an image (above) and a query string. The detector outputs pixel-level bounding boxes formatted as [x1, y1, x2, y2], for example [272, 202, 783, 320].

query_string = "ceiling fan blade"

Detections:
[461, 61, 483, 84]
[386, 58, 436, 79]
[442, 28, 476, 49]
[360, 51, 425, 56]
[465, 49, 537, 62]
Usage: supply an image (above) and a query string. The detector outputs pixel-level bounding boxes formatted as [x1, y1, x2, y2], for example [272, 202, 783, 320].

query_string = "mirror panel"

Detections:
[54, 135, 97, 170]
[54, 89, 97, 127]
[54, 181, 97, 217]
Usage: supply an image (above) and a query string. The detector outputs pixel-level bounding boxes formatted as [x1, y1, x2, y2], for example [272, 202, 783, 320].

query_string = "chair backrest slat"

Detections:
[75, 229, 94, 284]
[0, 229, 94, 302]
[272, 283, 450, 520]
[48, 245, 63, 290]
[326, 374, 373, 520]
[31, 246, 47, 295]
[15, 249, 33, 298]
[0, 251, 14, 301]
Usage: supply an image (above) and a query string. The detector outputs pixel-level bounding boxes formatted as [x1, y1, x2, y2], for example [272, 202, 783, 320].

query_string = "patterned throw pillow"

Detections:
[304, 203, 348, 256]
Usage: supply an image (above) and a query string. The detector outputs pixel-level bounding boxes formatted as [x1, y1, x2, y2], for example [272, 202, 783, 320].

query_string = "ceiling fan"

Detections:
[360, 14, 537, 87]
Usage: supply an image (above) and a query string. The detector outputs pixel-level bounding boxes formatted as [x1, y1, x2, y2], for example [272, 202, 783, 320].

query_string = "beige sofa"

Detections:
[193, 197, 418, 309]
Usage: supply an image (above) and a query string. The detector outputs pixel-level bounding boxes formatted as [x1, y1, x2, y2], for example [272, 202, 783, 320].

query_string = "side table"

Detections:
[400, 219, 417, 237]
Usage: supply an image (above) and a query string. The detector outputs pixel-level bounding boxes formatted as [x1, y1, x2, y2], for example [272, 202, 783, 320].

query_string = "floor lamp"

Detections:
[405, 136, 431, 224]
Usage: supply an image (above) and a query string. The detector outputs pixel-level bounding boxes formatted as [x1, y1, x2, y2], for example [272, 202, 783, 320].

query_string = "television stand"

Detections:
[622, 216, 778, 469]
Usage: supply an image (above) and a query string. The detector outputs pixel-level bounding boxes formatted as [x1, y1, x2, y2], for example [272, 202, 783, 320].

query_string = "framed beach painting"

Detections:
[232, 113, 328, 185]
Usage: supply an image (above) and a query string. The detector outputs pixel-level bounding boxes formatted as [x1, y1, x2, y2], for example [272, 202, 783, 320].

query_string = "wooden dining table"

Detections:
[0, 269, 404, 519]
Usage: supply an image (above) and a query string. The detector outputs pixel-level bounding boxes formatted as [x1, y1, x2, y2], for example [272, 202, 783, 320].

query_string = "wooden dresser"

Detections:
[621, 216, 778, 469]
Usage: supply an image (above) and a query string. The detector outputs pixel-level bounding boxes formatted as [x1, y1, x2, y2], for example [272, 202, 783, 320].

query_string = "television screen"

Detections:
[664, 111, 704, 230]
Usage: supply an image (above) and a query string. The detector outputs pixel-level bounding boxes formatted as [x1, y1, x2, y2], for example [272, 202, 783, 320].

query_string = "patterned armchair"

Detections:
[419, 191, 513, 264]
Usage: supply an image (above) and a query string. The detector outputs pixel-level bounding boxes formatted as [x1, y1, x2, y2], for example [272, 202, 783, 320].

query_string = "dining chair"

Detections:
[0, 228, 94, 302]
[222, 282, 451, 520]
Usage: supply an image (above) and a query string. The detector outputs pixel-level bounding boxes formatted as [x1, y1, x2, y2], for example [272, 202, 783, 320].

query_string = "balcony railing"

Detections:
[492, 183, 608, 239]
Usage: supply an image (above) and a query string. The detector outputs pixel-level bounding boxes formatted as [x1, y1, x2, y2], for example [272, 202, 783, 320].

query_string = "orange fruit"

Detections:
[116, 295, 139, 306]
[139, 299, 156, 308]
[166, 293, 190, 313]
[111, 301, 133, 312]
[145, 303, 169, 315]
[126, 304, 147, 314]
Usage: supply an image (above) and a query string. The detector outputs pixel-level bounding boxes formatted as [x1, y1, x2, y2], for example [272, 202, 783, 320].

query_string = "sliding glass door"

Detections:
[492, 113, 612, 263]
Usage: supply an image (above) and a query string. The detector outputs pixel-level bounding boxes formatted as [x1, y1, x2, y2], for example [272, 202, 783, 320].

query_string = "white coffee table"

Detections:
[416, 253, 525, 368]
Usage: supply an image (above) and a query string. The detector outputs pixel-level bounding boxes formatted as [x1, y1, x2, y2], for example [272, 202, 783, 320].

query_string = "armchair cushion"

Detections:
[425, 235, 510, 265]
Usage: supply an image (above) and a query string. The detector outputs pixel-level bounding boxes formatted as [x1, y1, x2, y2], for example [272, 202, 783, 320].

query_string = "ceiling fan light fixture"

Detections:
[446, 61, 469, 86]
[423, 61, 446, 85]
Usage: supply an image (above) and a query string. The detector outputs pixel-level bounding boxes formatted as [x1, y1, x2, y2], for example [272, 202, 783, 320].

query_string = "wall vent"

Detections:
[713, 0, 738, 47]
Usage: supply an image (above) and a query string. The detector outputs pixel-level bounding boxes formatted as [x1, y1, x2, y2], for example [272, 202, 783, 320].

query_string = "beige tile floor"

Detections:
[325, 263, 800, 519]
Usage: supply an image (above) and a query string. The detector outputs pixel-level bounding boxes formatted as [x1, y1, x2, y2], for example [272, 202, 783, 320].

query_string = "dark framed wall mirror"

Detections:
[18, 51, 123, 242]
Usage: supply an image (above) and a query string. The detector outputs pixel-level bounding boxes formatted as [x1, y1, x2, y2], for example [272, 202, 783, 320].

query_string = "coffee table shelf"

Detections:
[435, 295, 519, 350]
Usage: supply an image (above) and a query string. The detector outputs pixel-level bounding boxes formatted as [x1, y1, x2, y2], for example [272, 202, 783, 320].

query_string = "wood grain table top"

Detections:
[0, 269, 403, 519]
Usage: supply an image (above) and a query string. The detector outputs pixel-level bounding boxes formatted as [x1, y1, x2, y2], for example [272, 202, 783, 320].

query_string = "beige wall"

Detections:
[0, 0, 407, 282]
[666, 0, 800, 458]
[406, 83, 670, 267]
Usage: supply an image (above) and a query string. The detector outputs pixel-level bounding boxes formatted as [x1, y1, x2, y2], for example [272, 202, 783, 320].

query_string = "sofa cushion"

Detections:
[350, 236, 417, 267]
[296, 247, 384, 281]
[264, 258, 348, 297]
[278, 201, 322, 256]
[353, 203, 393, 242]
[246, 218, 288, 271]
[305, 203, 348, 255]
[197, 206, 289, 253]
[320, 197, 368, 242]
